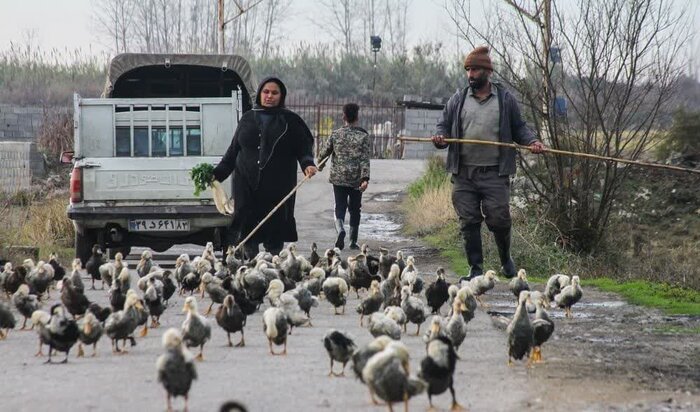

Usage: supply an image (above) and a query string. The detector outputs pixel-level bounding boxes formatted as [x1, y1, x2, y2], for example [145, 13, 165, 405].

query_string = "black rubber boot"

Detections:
[243, 243, 259, 262]
[334, 218, 346, 250]
[493, 227, 516, 278]
[263, 241, 283, 257]
[349, 225, 360, 250]
[461, 223, 483, 280]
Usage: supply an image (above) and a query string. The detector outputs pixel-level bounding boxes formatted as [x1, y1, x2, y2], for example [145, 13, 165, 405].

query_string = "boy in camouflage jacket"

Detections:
[318, 103, 370, 250]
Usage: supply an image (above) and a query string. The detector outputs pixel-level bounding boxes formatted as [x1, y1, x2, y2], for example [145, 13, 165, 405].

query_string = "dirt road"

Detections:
[0, 159, 697, 411]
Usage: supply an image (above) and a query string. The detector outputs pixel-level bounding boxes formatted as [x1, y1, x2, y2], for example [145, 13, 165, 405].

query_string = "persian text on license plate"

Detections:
[128, 219, 190, 232]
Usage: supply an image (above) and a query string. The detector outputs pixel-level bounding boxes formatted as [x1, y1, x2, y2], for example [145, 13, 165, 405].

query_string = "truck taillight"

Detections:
[70, 168, 83, 203]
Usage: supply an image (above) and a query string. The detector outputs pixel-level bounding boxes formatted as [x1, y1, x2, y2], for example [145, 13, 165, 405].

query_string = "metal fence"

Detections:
[287, 98, 405, 159]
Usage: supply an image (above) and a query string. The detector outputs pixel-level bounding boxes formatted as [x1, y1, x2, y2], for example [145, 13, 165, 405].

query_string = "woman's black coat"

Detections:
[213, 91, 315, 244]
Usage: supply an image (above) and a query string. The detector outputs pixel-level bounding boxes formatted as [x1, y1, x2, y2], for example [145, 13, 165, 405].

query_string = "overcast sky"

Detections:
[0, 0, 458, 54]
[0, 0, 698, 72]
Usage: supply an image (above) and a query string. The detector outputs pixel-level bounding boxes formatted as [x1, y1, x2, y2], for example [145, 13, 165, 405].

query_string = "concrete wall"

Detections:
[0, 104, 54, 193]
[0, 104, 44, 141]
[401, 107, 447, 160]
[0, 142, 45, 193]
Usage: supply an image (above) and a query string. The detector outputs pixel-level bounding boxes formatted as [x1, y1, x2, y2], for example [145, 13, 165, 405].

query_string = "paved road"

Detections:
[6, 159, 692, 412]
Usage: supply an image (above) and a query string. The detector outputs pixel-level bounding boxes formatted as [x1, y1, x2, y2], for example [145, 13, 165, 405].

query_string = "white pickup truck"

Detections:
[65, 54, 256, 264]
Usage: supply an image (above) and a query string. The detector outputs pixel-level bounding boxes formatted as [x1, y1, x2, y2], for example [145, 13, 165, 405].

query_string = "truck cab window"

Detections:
[152, 127, 167, 157]
[134, 127, 149, 157]
[116, 127, 131, 157]
[169, 128, 184, 156]
[186, 127, 201, 156]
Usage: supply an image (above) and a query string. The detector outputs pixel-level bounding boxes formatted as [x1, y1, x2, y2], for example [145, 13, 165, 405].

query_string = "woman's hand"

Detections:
[304, 165, 318, 178]
[359, 181, 369, 192]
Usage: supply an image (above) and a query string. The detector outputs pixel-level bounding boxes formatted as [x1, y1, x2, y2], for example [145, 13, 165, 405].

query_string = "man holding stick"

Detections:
[431, 46, 545, 279]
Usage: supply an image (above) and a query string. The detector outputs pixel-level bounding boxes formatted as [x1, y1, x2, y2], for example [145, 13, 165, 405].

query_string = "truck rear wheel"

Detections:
[75, 229, 97, 266]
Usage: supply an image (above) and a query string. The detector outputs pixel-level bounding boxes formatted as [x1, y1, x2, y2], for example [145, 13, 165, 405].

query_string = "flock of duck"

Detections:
[0, 241, 584, 412]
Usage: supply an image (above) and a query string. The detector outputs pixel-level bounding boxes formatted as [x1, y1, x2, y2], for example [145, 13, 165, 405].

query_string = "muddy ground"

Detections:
[364, 188, 700, 412]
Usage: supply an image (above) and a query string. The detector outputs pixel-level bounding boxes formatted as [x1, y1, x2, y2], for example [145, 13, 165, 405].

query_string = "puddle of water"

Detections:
[361, 213, 411, 242]
[578, 301, 627, 308]
[372, 192, 400, 202]
[580, 336, 628, 344]
[547, 310, 595, 319]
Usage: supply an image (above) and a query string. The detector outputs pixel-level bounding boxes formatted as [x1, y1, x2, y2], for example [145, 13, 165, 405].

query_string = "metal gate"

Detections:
[287, 98, 405, 159]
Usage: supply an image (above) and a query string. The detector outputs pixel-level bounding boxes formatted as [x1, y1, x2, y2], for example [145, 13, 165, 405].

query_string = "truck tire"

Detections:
[75, 229, 97, 266]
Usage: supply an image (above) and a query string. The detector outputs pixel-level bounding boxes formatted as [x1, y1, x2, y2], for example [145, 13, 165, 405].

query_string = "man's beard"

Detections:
[468, 76, 488, 90]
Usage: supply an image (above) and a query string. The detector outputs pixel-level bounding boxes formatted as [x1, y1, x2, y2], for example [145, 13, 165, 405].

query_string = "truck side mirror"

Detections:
[60, 150, 75, 164]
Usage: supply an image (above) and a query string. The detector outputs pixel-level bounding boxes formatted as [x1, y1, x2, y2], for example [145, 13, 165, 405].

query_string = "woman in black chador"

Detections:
[213, 77, 317, 259]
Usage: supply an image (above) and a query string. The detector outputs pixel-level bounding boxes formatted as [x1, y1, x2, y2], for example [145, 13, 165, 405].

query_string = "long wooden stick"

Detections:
[233, 156, 330, 254]
[398, 136, 700, 175]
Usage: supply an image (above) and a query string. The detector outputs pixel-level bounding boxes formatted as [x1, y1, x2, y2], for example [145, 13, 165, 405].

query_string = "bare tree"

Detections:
[447, 0, 691, 252]
[260, 0, 293, 58]
[92, 0, 136, 53]
[384, 0, 410, 57]
[316, 0, 360, 56]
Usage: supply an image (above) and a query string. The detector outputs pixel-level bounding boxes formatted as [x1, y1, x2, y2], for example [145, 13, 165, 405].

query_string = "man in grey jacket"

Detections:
[432, 46, 545, 279]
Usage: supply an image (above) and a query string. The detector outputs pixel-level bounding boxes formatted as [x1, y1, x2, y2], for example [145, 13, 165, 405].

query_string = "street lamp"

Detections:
[370, 35, 382, 90]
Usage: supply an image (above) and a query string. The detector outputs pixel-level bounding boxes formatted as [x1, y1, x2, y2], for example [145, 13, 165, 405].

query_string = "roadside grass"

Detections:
[1, 193, 74, 263]
[583, 278, 700, 316]
[403, 156, 700, 316]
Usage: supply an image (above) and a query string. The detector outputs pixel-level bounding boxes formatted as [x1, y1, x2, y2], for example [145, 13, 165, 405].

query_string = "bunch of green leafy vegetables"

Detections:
[190, 163, 215, 196]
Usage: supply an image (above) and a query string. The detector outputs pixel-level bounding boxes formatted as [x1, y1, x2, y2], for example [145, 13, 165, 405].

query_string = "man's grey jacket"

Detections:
[434, 83, 537, 176]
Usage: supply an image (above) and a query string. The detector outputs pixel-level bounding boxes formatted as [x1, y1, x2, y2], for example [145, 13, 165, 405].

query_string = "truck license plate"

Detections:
[128, 219, 190, 232]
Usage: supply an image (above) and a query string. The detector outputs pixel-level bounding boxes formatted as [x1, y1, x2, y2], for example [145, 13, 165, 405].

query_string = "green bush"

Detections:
[407, 156, 449, 199]
[655, 108, 700, 162]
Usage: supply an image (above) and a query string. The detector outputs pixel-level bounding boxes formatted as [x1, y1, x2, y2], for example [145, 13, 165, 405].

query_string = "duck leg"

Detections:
[359, 314, 364, 327]
[165, 392, 173, 412]
[20, 316, 28, 330]
[44, 345, 54, 364]
[336, 361, 347, 377]
[92, 343, 98, 357]
[328, 358, 334, 377]
[139, 324, 148, 337]
[281, 340, 287, 356]
[227, 332, 233, 347]
[61, 350, 70, 364]
[449, 382, 465, 411]
[77, 343, 85, 357]
[34, 340, 44, 356]
[195, 345, 204, 361]
[0, 329, 5, 340]
[235, 331, 245, 347]
[268, 338, 275, 355]
[415, 323, 421, 336]
[205, 302, 214, 316]
[369, 388, 381, 405]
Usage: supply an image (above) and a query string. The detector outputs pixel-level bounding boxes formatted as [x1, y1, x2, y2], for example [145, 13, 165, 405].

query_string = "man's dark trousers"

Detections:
[451, 166, 514, 278]
[333, 185, 362, 227]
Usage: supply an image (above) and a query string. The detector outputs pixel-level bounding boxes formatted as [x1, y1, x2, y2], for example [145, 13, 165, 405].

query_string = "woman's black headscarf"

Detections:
[254, 76, 287, 109]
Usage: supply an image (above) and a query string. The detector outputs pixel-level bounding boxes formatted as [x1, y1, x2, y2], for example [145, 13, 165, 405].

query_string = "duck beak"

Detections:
[84, 322, 92, 335]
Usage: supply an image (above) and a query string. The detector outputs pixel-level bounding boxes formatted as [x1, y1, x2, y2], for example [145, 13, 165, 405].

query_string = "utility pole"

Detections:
[217, 0, 265, 54]
[218, 0, 225, 54]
